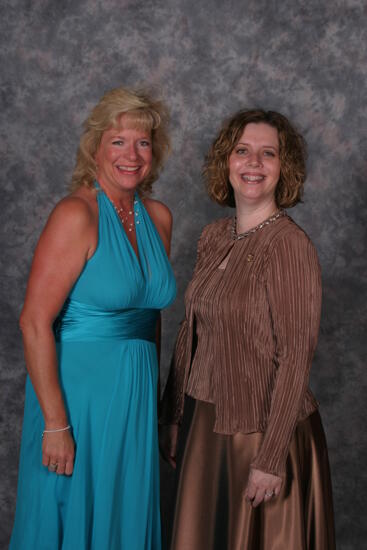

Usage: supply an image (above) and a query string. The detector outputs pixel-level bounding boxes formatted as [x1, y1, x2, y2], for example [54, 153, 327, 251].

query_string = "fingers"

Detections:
[168, 435, 178, 468]
[244, 481, 256, 503]
[42, 451, 50, 468]
[48, 460, 58, 472]
[264, 490, 275, 501]
[161, 453, 176, 468]
[55, 460, 66, 475]
[158, 425, 178, 469]
[42, 432, 75, 476]
[244, 469, 282, 507]
[44, 455, 74, 475]
[245, 484, 266, 508]
[159, 442, 177, 468]
[245, 486, 274, 507]
[65, 457, 74, 476]
[252, 488, 266, 508]
[47, 459, 65, 474]
[167, 453, 177, 469]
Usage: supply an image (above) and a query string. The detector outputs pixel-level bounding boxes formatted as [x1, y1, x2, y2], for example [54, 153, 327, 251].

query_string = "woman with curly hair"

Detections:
[10, 86, 176, 549]
[160, 110, 335, 549]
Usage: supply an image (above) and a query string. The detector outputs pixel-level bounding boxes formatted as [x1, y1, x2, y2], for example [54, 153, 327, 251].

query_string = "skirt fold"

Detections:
[171, 398, 335, 550]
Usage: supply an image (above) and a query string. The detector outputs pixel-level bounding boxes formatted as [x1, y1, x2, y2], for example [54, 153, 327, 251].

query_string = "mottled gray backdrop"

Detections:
[1, 0, 366, 548]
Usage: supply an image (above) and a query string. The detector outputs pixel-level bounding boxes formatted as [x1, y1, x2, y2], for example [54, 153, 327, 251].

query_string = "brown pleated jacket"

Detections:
[161, 214, 322, 477]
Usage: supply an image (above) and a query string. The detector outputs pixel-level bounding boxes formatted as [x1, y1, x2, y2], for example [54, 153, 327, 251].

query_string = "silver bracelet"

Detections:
[42, 425, 71, 438]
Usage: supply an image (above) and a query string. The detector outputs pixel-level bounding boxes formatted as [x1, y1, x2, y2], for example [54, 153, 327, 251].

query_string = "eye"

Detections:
[112, 140, 124, 146]
[263, 150, 276, 157]
[235, 147, 248, 155]
[139, 139, 151, 147]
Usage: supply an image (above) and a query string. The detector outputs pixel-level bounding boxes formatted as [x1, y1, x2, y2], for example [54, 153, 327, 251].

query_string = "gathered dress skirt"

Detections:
[171, 398, 336, 550]
[10, 186, 177, 550]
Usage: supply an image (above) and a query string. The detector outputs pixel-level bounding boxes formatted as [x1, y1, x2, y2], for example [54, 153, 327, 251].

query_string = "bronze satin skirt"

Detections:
[171, 399, 335, 550]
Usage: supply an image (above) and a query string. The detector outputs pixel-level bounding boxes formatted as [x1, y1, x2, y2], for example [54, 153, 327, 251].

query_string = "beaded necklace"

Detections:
[232, 209, 285, 240]
[111, 197, 140, 232]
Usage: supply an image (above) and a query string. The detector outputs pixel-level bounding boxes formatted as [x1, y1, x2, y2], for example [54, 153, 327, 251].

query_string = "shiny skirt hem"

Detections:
[171, 398, 336, 550]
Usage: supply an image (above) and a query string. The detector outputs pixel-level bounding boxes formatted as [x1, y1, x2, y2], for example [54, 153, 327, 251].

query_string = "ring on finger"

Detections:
[265, 490, 274, 497]
[49, 463, 58, 471]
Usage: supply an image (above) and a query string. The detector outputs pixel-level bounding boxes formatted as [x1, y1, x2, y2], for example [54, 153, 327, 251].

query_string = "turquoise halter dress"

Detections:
[10, 184, 176, 550]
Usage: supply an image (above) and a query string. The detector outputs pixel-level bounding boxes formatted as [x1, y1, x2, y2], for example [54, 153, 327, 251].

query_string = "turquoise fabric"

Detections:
[10, 185, 176, 550]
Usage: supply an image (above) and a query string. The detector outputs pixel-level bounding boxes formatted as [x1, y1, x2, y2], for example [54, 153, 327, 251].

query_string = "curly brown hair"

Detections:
[70, 86, 170, 195]
[203, 109, 307, 208]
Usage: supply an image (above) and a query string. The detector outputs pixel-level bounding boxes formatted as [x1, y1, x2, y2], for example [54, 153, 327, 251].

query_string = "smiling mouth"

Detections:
[241, 174, 265, 182]
[116, 165, 140, 173]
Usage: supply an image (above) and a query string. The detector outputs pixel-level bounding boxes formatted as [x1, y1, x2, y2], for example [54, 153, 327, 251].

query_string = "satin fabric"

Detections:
[55, 300, 159, 342]
[10, 184, 176, 550]
[171, 398, 335, 550]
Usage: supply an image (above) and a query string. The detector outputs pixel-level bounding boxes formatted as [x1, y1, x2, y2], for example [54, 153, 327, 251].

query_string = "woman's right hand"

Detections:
[42, 429, 75, 476]
[159, 424, 179, 469]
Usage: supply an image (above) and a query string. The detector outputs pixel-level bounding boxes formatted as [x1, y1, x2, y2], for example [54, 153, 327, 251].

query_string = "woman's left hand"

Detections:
[244, 468, 282, 507]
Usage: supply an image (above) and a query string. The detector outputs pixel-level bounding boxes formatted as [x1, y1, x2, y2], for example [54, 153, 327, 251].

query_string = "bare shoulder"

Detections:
[47, 187, 98, 230]
[143, 197, 173, 236]
[144, 198, 172, 226]
[23, 188, 99, 318]
[36, 187, 99, 261]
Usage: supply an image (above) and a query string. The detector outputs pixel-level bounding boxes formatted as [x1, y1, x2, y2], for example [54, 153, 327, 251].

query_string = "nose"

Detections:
[126, 143, 138, 160]
[246, 151, 262, 167]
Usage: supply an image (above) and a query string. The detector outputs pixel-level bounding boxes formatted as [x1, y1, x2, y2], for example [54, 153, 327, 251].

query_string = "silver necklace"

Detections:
[232, 209, 285, 240]
[111, 198, 140, 232]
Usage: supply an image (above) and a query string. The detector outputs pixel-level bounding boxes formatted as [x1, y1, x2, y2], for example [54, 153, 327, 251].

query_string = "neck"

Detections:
[235, 199, 278, 234]
[114, 193, 135, 211]
[98, 182, 135, 211]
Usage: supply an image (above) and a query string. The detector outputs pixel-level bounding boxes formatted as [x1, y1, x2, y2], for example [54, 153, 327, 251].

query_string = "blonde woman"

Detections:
[10, 87, 176, 550]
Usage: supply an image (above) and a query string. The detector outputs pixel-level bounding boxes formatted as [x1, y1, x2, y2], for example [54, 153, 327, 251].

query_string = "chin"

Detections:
[117, 180, 141, 191]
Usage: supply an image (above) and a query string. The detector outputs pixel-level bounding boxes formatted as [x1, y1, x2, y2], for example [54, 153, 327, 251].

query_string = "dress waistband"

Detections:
[54, 300, 159, 342]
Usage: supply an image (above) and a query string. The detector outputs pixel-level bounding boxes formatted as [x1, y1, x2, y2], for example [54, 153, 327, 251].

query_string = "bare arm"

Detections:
[20, 196, 96, 474]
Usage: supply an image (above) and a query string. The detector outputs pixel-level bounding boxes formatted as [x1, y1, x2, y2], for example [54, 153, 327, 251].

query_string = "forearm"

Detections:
[159, 317, 189, 425]
[251, 355, 311, 476]
[21, 322, 68, 428]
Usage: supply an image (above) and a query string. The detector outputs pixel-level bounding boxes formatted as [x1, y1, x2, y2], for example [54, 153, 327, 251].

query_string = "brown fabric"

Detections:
[171, 399, 335, 550]
[161, 215, 322, 476]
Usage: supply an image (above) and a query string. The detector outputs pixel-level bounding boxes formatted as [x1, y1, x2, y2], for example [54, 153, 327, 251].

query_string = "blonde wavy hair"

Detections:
[71, 87, 170, 194]
[203, 109, 307, 208]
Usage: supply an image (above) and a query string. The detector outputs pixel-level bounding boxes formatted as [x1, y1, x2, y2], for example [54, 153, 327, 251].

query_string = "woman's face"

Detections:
[228, 122, 281, 208]
[95, 114, 152, 196]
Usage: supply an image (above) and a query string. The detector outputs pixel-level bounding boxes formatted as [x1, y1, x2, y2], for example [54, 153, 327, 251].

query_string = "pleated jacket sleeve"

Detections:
[250, 230, 322, 477]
